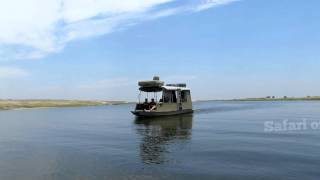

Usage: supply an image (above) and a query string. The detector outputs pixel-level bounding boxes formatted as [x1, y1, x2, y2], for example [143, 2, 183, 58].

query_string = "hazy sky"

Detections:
[0, 0, 319, 101]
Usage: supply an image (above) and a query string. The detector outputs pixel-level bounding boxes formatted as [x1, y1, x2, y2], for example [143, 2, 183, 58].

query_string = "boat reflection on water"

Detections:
[134, 114, 193, 164]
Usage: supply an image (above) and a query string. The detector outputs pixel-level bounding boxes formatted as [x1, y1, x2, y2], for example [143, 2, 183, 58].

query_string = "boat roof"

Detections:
[137, 76, 190, 92]
[162, 86, 190, 91]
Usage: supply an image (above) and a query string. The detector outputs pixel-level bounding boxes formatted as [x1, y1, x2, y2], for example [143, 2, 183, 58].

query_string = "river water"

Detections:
[0, 101, 319, 180]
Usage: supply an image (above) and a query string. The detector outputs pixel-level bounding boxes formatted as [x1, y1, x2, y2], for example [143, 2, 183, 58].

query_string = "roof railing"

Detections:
[166, 83, 186, 88]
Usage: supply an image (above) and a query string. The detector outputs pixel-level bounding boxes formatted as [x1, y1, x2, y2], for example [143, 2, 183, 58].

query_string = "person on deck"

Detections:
[143, 98, 149, 110]
[145, 98, 157, 112]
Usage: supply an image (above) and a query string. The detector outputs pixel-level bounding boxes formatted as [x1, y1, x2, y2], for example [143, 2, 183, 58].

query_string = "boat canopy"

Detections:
[138, 76, 164, 92]
[139, 86, 163, 92]
[138, 76, 190, 92]
[139, 85, 190, 92]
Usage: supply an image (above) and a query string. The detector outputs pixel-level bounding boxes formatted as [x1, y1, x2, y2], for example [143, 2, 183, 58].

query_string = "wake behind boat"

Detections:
[131, 76, 193, 117]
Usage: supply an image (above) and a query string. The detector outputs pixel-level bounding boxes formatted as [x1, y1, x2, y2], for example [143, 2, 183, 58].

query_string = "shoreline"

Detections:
[195, 97, 320, 102]
[1, 97, 320, 110]
[230, 97, 320, 101]
[0, 100, 129, 111]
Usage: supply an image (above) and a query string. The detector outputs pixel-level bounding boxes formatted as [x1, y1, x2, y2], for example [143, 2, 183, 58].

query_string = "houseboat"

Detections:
[131, 76, 193, 117]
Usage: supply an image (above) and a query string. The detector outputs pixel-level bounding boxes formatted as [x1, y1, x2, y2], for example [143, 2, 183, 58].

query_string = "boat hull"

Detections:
[131, 109, 193, 117]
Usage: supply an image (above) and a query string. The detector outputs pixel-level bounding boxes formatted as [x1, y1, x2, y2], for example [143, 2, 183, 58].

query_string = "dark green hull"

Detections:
[131, 109, 193, 117]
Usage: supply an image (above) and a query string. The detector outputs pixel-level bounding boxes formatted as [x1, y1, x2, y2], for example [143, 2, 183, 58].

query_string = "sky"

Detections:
[0, 0, 319, 101]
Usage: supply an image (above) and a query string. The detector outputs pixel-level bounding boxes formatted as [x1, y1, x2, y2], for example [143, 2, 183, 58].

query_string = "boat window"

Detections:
[163, 90, 170, 103]
[162, 90, 177, 103]
[172, 91, 177, 103]
[181, 91, 187, 102]
[182, 90, 190, 102]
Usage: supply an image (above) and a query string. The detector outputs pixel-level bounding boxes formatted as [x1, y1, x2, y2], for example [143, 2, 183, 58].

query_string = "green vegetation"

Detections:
[194, 96, 320, 102]
[232, 96, 320, 101]
[0, 100, 128, 110]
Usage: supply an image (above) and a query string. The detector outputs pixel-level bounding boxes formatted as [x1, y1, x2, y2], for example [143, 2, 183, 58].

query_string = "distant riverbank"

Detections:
[2, 97, 319, 110]
[195, 96, 320, 102]
[231, 96, 320, 101]
[0, 100, 129, 110]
